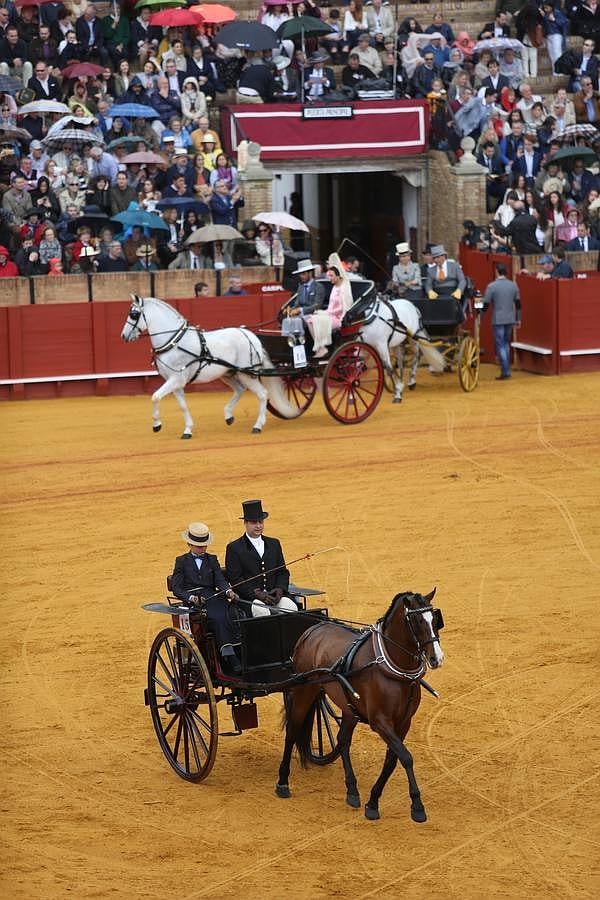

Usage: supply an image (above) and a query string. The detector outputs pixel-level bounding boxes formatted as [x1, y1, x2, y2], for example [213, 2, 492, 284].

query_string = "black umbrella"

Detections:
[73, 205, 111, 233]
[277, 16, 333, 41]
[217, 21, 279, 51]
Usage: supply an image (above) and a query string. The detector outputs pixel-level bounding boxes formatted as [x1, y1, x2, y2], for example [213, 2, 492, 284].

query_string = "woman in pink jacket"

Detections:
[307, 264, 353, 357]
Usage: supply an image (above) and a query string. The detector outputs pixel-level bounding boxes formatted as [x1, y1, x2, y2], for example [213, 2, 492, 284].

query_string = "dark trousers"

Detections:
[204, 594, 242, 651]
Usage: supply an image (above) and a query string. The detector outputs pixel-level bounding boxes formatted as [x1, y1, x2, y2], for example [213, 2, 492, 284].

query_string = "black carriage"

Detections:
[143, 586, 341, 782]
[257, 278, 386, 425]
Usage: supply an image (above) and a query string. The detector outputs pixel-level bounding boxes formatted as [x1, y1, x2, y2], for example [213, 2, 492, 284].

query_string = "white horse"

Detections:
[120, 295, 298, 438]
[359, 296, 446, 402]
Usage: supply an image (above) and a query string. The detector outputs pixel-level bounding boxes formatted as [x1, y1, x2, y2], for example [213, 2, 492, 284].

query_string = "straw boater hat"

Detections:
[136, 244, 155, 257]
[395, 242, 411, 256]
[292, 258, 316, 275]
[79, 245, 98, 257]
[239, 499, 268, 521]
[181, 522, 214, 547]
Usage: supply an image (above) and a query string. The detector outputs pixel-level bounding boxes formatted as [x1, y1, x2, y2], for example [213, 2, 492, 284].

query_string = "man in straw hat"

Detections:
[390, 242, 422, 298]
[131, 244, 159, 271]
[225, 500, 298, 619]
[172, 522, 242, 674]
[284, 259, 325, 316]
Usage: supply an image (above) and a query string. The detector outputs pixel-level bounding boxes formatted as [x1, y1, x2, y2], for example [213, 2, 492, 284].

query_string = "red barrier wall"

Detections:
[556, 277, 600, 373]
[0, 293, 289, 400]
[513, 275, 559, 375]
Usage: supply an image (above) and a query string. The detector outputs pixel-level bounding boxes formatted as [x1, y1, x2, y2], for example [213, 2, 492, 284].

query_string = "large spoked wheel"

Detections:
[267, 374, 317, 419]
[322, 342, 384, 424]
[457, 335, 480, 392]
[147, 627, 218, 782]
[307, 692, 342, 765]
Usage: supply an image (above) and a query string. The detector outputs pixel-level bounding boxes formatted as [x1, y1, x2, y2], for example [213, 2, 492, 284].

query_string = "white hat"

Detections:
[395, 242, 411, 255]
[273, 55, 291, 71]
[79, 246, 98, 258]
[292, 258, 316, 275]
[181, 522, 214, 547]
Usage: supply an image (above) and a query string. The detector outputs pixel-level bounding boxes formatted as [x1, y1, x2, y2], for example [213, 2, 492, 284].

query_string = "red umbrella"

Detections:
[120, 151, 167, 166]
[149, 8, 205, 26]
[61, 62, 105, 78]
[191, 4, 237, 24]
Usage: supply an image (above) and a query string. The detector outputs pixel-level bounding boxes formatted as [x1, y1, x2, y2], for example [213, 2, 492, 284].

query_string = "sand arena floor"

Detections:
[1, 366, 599, 899]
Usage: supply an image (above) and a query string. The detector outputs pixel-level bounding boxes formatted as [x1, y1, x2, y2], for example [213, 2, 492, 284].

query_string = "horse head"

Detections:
[388, 589, 444, 670]
[121, 294, 146, 342]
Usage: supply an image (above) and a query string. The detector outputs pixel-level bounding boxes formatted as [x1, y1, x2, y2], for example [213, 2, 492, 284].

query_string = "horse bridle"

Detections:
[404, 604, 444, 651]
[126, 299, 189, 355]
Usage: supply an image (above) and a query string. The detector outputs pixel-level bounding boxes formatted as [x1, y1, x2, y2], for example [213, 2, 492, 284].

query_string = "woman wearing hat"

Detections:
[172, 523, 242, 675]
[391, 242, 422, 298]
[306, 260, 353, 357]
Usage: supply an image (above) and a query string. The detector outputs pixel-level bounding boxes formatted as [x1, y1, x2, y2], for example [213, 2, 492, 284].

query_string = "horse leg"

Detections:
[407, 341, 420, 390]
[338, 715, 360, 808]
[239, 374, 269, 434]
[391, 341, 406, 404]
[366, 735, 426, 823]
[221, 375, 245, 427]
[172, 387, 194, 439]
[151, 375, 184, 434]
[276, 684, 320, 799]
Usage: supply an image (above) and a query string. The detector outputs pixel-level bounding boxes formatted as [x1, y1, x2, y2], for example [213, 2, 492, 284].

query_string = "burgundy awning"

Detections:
[221, 101, 429, 161]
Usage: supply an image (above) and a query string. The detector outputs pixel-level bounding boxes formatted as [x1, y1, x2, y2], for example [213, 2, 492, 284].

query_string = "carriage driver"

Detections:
[225, 500, 298, 618]
[171, 523, 242, 674]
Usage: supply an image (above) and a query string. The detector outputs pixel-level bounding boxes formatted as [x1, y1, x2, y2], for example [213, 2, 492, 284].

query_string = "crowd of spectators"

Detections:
[0, 0, 600, 277]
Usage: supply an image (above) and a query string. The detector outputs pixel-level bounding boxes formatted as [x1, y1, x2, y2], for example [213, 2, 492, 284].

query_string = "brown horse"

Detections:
[276, 590, 444, 821]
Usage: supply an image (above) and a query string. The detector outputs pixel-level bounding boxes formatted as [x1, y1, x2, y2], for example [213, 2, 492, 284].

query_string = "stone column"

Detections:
[428, 140, 489, 258]
[236, 140, 274, 222]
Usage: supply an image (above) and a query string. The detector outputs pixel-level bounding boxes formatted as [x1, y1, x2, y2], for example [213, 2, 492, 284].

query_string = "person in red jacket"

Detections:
[0, 245, 18, 277]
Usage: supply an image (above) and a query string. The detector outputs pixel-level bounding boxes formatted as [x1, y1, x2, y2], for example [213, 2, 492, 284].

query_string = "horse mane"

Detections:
[141, 296, 186, 321]
[380, 591, 427, 630]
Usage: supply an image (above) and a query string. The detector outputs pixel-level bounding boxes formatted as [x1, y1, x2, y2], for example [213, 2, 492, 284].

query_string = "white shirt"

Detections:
[246, 534, 264, 557]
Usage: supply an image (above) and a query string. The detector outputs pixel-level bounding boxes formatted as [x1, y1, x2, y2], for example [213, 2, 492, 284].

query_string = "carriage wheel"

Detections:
[308, 692, 342, 765]
[322, 342, 384, 424]
[267, 374, 317, 419]
[147, 627, 218, 782]
[457, 335, 480, 393]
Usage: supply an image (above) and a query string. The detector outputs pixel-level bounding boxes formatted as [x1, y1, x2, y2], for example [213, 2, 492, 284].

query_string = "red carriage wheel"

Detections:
[267, 374, 317, 419]
[322, 342, 384, 424]
[146, 627, 218, 782]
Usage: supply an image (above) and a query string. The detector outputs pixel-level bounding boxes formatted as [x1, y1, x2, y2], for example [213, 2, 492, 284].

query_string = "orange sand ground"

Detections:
[1, 366, 599, 899]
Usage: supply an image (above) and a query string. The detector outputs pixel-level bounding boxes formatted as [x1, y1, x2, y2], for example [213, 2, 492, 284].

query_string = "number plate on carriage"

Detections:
[178, 613, 192, 634]
[293, 345, 307, 368]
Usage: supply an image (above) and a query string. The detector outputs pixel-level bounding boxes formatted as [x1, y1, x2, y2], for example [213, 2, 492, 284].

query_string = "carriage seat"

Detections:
[411, 297, 466, 329]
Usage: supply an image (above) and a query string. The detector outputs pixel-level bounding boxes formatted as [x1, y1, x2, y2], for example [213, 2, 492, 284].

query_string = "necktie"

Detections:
[437, 264, 446, 282]
[581, 239, 586, 251]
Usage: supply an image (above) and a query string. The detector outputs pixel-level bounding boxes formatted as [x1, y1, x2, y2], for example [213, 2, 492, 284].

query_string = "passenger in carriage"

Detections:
[171, 522, 242, 675]
[425, 244, 467, 300]
[225, 500, 298, 619]
[390, 241, 423, 298]
[305, 263, 353, 358]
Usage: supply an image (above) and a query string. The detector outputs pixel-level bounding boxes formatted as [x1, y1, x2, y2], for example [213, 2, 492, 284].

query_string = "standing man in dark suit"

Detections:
[225, 500, 298, 618]
[75, 2, 108, 65]
[171, 522, 242, 673]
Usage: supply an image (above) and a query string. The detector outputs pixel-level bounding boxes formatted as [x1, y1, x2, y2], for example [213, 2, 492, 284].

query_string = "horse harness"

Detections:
[367, 296, 426, 347]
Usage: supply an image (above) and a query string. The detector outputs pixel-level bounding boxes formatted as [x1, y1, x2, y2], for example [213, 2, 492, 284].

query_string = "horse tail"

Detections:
[261, 351, 305, 419]
[292, 696, 319, 769]
[414, 338, 446, 373]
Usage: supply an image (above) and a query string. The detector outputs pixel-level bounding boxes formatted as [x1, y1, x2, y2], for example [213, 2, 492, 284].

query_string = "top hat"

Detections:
[395, 242, 411, 255]
[292, 258, 316, 275]
[181, 522, 214, 547]
[239, 499, 269, 521]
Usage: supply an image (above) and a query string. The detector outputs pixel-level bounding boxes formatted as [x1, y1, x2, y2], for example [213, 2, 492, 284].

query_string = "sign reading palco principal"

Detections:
[302, 106, 354, 120]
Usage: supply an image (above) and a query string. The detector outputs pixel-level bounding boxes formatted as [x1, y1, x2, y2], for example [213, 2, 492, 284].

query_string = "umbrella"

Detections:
[192, 4, 237, 24]
[0, 125, 33, 144]
[549, 145, 598, 169]
[61, 62, 105, 79]
[109, 103, 158, 120]
[120, 151, 167, 166]
[185, 224, 242, 244]
[555, 123, 598, 144]
[17, 100, 70, 116]
[41, 128, 104, 153]
[253, 210, 309, 232]
[157, 197, 208, 215]
[0, 75, 22, 95]
[277, 16, 333, 41]
[150, 8, 204, 26]
[473, 37, 524, 54]
[45, 115, 95, 138]
[111, 209, 170, 232]
[135, 0, 181, 9]
[73, 206, 111, 233]
[107, 136, 142, 150]
[217, 21, 279, 51]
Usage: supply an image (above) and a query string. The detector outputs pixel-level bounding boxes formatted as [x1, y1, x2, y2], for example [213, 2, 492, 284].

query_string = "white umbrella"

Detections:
[18, 100, 70, 116]
[45, 115, 96, 139]
[185, 224, 243, 244]
[473, 37, 524, 54]
[253, 211, 309, 232]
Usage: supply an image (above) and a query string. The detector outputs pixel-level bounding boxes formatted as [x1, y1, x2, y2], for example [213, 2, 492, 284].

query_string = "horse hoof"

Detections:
[225, 417, 234, 426]
[181, 433, 192, 440]
[411, 806, 427, 823]
[251, 427, 261, 434]
[346, 792, 361, 809]
[408, 383, 417, 391]
[392, 397, 402, 404]
[153, 424, 162, 433]
[275, 784, 291, 799]
[364, 804, 380, 821]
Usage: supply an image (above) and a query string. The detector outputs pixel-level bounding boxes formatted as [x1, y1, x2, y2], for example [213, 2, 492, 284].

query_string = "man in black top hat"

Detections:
[225, 500, 298, 618]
